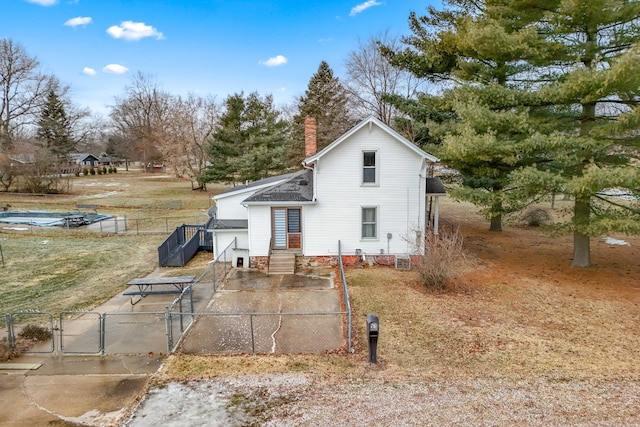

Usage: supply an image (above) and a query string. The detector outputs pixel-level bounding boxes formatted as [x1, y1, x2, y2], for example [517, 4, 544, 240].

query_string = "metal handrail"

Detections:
[338, 240, 353, 353]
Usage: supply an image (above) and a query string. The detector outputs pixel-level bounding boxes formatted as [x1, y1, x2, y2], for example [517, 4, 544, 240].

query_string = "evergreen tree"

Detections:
[389, 0, 640, 267]
[509, 0, 640, 267]
[201, 92, 291, 184]
[384, 0, 548, 231]
[36, 89, 74, 156]
[290, 61, 353, 163]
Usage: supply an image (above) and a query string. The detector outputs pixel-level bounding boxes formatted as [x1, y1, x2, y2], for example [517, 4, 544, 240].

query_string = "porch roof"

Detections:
[209, 219, 248, 230]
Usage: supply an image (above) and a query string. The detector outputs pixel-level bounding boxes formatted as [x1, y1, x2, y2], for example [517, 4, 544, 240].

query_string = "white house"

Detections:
[210, 116, 444, 270]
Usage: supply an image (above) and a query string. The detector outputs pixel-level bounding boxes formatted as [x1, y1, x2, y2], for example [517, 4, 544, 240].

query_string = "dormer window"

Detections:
[363, 151, 377, 185]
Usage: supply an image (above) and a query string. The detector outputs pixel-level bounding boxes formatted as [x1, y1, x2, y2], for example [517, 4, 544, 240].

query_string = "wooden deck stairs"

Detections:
[268, 252, 296, 275]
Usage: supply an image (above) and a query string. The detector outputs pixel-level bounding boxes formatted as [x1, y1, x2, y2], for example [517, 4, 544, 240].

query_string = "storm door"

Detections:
[271, 208, 301, 250]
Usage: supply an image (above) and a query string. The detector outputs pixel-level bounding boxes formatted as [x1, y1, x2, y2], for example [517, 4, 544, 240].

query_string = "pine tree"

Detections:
[384, 0, 548, 231]
[509, 0, 640, 267]
[36, 89, 74, 156]
[290, 61, 353, 163]
[201, 92, 291, 184]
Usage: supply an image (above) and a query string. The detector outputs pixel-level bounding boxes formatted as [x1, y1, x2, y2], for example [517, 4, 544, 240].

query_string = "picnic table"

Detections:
[124, 275, 196, 305]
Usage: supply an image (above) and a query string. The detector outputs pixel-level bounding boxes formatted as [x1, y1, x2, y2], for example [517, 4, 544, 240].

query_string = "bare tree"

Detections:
[109, 72, 172, 165]
[344, 31, 425, 126]
[163, 94, 220, 187]
[0, 39, 50, 151]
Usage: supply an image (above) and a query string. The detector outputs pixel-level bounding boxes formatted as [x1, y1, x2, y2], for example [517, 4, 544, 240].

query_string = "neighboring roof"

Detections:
[426, 177, 446, 195]
[243, 169, 314, 204]
[304, 116, 439, 165]
[215, 172, 299, 198]
[69, 153, 99, 162]
[209, 219, 248, 230]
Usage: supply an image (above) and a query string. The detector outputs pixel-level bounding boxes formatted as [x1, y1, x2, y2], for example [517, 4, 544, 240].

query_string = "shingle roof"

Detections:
[210, 219, 248, 230]
[426, 177, 446, 195]
[243, 169, 314, 203]
[216, 172, 299, 197]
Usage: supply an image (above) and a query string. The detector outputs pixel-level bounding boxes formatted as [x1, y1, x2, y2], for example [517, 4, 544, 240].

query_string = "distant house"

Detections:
[69, 153, 101, 167]
[210, 116, 445, 270]
[99, 154, 124, 167]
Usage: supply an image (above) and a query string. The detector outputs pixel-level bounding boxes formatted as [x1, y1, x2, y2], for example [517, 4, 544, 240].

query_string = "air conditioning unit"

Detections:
[395, 255, 411, 271]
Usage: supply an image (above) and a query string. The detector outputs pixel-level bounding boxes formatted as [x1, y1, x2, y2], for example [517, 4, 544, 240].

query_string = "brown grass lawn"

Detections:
[161, 198, 640, 384]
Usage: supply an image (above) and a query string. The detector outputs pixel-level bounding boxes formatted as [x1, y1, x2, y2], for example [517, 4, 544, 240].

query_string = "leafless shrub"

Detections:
[519, 207, 552, 227]
[0, 337, 19, 362]
[18, 323, 51, 341]
[414, 230, 471, 292]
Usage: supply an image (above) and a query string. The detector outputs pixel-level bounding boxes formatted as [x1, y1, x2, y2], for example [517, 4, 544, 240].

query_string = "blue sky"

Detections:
[3, 0, 438, 115]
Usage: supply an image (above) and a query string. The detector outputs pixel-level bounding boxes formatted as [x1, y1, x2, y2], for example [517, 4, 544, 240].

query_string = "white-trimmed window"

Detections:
[362, 151, 377, 184]
[361, 206, 378, 239]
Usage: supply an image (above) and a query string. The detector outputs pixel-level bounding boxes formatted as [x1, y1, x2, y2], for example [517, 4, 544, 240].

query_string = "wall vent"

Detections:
[395, 256, 411, 271]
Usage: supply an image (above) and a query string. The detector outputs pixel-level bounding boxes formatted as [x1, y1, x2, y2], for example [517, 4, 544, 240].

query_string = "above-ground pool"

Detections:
[0, 210, 112, 227]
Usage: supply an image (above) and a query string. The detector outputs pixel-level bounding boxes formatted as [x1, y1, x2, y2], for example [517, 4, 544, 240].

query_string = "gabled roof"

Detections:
[243, 169, 313, 204]
[69, 153, 99, 162]
[303, 116, 439, 165]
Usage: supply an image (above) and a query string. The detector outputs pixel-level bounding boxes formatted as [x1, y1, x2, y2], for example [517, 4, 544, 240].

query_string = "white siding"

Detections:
[214, 190, 250, 219]
[214, 179, 288, 220]
[304, 125, 426, 256]
[247, 205, 272, 256]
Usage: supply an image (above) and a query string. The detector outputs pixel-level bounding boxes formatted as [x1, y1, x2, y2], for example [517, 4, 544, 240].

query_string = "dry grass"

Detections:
[152, 198, 640, 425]
[0, 171, 225, 315]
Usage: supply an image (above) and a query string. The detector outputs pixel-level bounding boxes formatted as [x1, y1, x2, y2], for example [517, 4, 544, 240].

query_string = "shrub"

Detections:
[102, 167, 107, 174]
[414, 230, 471, 292]
[97, 168, 103, 175]
[18, 324, 51, 342]
[89, 168, 96, 175]
[82, 168, 89, 176]
[113, 167, 118, 173]
[74, 170, 80, 177]
[519, 207, 552, 227]
[0, 337, 19, 362]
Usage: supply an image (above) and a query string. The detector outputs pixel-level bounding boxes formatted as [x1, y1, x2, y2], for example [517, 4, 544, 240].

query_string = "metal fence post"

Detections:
[99, 314, 106, 356]
[165, 306, 173, 352]
[250, 314, 255, 354]
[5, 314, 15, 351]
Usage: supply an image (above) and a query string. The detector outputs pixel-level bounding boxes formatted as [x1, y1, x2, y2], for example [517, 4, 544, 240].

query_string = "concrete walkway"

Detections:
[0, 267, 346, 426]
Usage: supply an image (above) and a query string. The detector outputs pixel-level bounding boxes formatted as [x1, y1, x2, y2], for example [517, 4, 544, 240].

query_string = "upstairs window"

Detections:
[363, 151, 377, 184]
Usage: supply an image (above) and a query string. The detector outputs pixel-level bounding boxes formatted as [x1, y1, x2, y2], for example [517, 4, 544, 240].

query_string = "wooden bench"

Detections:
[124, 275, 196, 305]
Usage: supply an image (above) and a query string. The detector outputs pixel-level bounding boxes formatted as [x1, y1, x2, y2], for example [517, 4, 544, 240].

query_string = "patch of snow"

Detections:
[126, 381, 245, 427]
[604, 237, 630, 246]
[599, 188, 638, 201]
[3, 227, 28, 231]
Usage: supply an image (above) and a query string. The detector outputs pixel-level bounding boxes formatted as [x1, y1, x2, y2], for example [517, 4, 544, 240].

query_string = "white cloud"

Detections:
[106, 21, 165, 41]
[259, 55, 288, 67]
[349, 0, 382, 16]
[24, 0, 58, 5]
[82, 67, 97, 76]
[65, 16, 92, 27]
[102, 64, 129, 74]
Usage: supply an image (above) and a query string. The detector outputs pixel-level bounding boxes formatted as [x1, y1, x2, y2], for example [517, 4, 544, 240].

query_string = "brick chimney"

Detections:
[304, 117, 317, 158]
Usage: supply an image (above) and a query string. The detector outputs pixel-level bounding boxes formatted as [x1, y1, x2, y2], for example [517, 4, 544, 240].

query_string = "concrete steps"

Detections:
[269, 252, 296, 275]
